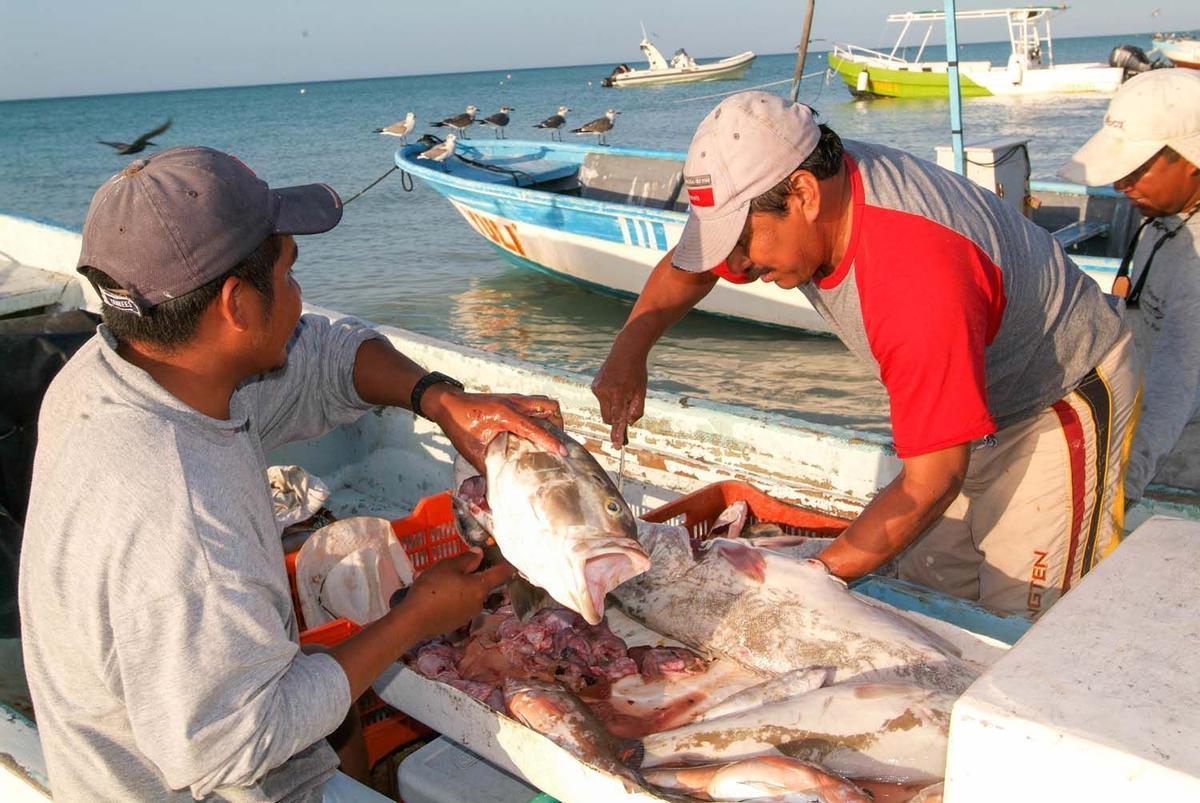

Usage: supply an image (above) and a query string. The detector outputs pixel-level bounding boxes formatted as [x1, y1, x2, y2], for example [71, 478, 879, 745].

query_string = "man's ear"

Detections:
[788, 170, 821, 223]
[217, 276, 253, 333]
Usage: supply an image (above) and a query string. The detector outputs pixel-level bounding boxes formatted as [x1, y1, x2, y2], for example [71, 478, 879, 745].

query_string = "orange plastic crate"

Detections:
[642, 480, 849, 539]
[286, 492, 469, 769]
[389, 492, 468, 569]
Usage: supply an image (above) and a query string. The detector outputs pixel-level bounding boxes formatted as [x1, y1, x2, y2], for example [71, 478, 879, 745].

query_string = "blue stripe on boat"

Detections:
[398, 139, 1119, 282]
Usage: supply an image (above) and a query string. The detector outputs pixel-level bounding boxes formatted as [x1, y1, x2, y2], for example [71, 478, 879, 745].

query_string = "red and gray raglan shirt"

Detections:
[716, 140, 1125, 458]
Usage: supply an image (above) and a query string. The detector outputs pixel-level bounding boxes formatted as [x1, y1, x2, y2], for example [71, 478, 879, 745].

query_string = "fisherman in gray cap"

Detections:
[593, 92, 1140, 618]
[19, 146, 563, 801]
[1061, 69, 1200, 507]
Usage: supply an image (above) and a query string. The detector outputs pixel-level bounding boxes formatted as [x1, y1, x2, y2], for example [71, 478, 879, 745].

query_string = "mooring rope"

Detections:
[672, 70, 827, 104]
[343, 165, 413, 205]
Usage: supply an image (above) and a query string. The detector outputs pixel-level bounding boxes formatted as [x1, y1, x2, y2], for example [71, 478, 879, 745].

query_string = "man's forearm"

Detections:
[351, 337, 432, 410]
[818, 447, 968, 579]
[329, 604, 425, 700]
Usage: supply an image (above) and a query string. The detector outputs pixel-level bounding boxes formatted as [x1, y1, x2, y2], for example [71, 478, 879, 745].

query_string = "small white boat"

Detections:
[1153, 32, 1200, 69]
[829, 6, 1126, 98]
[601, 26, 754, 88]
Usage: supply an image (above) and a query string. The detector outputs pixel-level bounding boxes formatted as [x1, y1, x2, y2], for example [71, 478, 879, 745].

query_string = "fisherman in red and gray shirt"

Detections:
[592, 92, 1140, 617]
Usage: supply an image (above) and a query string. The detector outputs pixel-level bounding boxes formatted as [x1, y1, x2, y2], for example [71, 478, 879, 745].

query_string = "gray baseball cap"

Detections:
[77, 146, 342, 312]
[672, 92, 821, 272]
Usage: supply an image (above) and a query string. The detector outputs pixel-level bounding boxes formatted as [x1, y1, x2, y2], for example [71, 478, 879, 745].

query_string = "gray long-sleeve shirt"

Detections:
[19, 314, 384, 801]
[1124, 211, 1200, 502]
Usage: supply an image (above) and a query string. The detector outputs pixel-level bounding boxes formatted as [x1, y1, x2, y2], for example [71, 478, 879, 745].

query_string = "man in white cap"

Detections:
[1061, 69, 1200, 506]
[593, 91, 1140, 617]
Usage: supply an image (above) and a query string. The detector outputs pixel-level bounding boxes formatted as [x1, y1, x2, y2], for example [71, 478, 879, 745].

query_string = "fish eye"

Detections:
[605, 499, 622, 515]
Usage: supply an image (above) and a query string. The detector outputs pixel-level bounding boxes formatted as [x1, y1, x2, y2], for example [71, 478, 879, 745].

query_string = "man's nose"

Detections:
[727, 249, 753, 274]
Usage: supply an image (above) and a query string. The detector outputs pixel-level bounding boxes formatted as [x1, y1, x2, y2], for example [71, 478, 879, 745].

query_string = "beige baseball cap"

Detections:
[672, 92, 821, 272]
[1059, 69, 1200, 186]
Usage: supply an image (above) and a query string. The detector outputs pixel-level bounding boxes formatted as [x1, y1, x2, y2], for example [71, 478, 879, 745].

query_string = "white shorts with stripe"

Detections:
[898, 329, 1142, 618]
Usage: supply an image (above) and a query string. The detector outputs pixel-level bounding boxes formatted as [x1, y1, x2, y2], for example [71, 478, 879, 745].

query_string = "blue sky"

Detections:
[1, 0, 1196, 100]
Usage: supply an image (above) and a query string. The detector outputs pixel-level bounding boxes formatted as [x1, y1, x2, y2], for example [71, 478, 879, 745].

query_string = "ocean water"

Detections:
[0, 34, 1155, 433]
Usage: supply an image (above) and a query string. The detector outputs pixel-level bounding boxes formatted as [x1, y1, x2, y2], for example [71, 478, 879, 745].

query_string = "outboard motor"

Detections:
[1109, 44, 1164, 81]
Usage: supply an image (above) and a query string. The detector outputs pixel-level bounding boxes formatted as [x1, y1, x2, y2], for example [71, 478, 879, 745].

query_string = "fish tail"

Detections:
[618, 739, 645, 769]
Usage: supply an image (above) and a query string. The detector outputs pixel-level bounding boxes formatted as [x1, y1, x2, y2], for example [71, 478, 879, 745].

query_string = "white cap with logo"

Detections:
[672, 92, 821, 272]
[1059, 69, 1200, 186]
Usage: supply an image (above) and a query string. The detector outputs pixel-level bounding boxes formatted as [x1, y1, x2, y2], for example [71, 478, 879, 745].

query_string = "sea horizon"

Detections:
[0, 29, 1171, 104]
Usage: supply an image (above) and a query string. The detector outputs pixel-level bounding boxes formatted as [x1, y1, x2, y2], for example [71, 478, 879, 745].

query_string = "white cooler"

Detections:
[398, 737, 546, 803]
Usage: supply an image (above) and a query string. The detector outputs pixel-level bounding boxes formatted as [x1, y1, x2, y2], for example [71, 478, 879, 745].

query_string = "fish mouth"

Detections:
[582, 547, 652, 625]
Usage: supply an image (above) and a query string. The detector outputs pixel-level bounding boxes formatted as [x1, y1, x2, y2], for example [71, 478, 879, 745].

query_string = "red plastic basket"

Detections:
[286, 492, 469, 769]
[642, 480, 849, 539]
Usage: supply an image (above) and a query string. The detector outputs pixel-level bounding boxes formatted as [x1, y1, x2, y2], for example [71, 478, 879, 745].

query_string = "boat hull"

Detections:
[829, 53, 1124, 98]
[1156, 39, 1200, 69]
[398, 141, 1124, 334]
[444, 195, 831, 332]
[605, 52, 755, 87]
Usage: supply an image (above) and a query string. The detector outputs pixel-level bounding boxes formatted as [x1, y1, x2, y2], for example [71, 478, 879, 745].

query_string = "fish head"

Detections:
[566, 528, 652, 625]
[483, 424, 649, 624]
[503, 678, 574, 724]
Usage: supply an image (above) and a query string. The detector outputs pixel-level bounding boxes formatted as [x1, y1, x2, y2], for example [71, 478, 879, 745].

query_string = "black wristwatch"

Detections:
[410, 371, 465, 420]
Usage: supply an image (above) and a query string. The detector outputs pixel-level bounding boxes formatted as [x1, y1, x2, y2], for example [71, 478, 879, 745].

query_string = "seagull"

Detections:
[534, 106, 570, 141]
[571, 109, 621, 146]
[478, 106, 514, 139]
[97, 119, 172, 155]
[417, 134, 457, 172]
[373, 112, 416, 143]
[431, 105, 478, 139]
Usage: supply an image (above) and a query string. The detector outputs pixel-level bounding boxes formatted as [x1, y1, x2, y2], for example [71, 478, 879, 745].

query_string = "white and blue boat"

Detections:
[397, 138, 1136, 334]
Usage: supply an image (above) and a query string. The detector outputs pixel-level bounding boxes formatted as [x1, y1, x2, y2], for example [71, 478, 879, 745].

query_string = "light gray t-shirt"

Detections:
[1123, 210, 1200, 500]
[19, 314, 384, 801]
[799, 140, 1124, 457]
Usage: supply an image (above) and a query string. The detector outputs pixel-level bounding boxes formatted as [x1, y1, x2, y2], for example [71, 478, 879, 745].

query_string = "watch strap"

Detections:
[410, 371, 464, 420]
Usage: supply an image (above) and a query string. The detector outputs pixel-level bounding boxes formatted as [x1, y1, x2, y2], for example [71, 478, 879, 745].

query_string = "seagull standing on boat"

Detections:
[373, 112, 416, 144]
[417, 134, 457, 172]
[571, 109, 621, 146]
[534, 106, 570, 141]
[478, 106, 514, 139]
[97, 119, 172, 155]
[431, 105, 478, 139]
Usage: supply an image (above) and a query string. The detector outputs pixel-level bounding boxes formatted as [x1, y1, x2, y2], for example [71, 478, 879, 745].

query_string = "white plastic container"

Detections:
[398, 737, 544, 803]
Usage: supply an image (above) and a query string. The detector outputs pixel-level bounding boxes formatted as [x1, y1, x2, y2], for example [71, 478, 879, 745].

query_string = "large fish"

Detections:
[459, 421, 650, 625]
[612, 523, 980, 694]
[695, 666, 831, 722]
[503, 678, 643, 790]
[637, 682, 955, 785]
[643, 756, 872, 803]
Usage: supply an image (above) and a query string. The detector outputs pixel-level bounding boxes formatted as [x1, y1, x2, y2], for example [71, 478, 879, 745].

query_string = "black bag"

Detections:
[0, 310, 99, 637]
